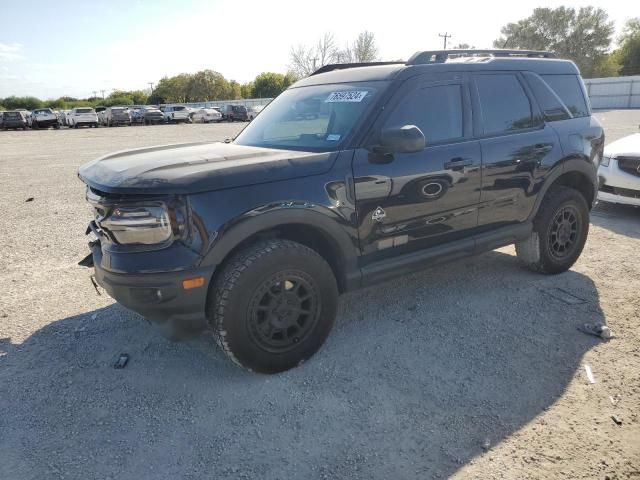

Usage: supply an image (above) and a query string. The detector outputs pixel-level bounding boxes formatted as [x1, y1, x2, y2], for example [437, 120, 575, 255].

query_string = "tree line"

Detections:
[2, 10, 639, 111]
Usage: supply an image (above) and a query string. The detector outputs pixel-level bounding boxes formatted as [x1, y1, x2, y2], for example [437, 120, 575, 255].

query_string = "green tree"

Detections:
[617, 18, 640, 76]
[251, 72, 297, 98]
[493, 7, 614, 77]
[240, 82, 254, 98]
[2, 96, 44, 110]
[227, 80, 242, 100]
[186, 70, 230, 101]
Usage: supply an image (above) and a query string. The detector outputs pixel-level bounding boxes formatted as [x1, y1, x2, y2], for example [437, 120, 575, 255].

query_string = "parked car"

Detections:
[163, 105, 191, 124]
[219, 104, 248, 122]
[68, 107, 98, 128]
[191, 108, 223, 123]
[597, 132, 640, 206]
[59, 110, 71, 127]
[27, 108, 59, 129]
[129, 106, 146, 125]
[141, 107, 165, 125]
[78, 49, 603, 373]
[247, 105, 264, 121]
[2, 111, 27, 130]
[103, 107, 131, 127]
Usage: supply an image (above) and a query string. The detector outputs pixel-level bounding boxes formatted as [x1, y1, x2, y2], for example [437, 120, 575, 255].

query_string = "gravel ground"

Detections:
[1, 113, 639, 480]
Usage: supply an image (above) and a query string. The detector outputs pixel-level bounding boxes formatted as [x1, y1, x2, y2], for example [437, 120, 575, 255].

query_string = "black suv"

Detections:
[79, 50, 603, 373]
[219, 104, 249, 122]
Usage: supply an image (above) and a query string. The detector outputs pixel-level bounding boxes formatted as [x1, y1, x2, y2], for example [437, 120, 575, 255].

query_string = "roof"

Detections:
[291, 50, 580, 88]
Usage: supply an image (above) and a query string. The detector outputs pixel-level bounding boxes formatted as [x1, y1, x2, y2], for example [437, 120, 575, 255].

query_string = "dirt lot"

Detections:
[1, 112, 639, 480]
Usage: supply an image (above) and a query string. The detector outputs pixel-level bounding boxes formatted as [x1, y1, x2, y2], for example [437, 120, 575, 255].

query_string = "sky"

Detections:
[0, 0, 634, 99]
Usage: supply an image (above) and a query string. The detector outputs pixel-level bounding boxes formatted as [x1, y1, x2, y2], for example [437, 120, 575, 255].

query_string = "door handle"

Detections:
[444, 157, 474, 170]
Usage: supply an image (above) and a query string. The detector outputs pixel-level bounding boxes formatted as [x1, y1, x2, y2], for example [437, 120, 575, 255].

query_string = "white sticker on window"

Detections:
[327, 134, 341, 141]
[325, 91, 368, 103]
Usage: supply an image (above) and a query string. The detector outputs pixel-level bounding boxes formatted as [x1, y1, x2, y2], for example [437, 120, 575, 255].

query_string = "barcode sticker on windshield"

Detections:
[325, 91, 368, 103]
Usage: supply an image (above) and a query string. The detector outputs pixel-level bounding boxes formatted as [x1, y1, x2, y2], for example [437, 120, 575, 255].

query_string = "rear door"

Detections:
[471, 72, 562, 228]
[353, 74, 482, 266]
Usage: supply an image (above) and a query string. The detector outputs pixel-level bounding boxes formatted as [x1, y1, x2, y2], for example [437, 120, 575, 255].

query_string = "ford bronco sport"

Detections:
[78, 49, 603, 373]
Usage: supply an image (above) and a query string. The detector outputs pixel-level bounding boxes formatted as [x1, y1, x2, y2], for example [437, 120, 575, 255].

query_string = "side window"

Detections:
[475, 74, 537, 135]
[523, 72, 571, 122]
[540, 74, 589, 117]
[385, 84, 463, 144]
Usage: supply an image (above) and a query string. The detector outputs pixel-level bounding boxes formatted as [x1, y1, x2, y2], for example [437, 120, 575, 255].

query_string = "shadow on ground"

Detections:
[591, 202, 640, 239]
[0, 251, 606, 480]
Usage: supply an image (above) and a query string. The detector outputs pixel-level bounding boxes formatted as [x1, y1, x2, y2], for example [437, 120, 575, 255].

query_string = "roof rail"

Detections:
[407, 49, 556, 65]
[311, 61, 405, 76]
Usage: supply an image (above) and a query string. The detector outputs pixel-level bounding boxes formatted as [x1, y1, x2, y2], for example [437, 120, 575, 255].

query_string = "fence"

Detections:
[584, 76, 640, 109]
[162, 98, 274, 110]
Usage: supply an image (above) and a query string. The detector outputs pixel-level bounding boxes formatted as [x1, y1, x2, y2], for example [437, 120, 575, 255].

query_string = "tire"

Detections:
[208, 240, 338, 374]
[516, 186, 589, 274]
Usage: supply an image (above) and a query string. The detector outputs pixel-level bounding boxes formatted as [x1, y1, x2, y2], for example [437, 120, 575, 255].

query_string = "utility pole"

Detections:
[100, 89, 106, 99]
[438, 32, 452, 49]
[148, 82, 154, 94]
[92, 90, 98, 99]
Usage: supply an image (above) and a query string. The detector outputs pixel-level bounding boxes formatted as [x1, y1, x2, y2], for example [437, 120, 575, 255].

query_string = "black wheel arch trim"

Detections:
[528, 156, 597, 221]
[199, 204, 361, 291]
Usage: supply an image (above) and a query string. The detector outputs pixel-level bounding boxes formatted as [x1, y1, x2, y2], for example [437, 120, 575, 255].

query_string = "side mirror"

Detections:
[378, 125, 426, 154]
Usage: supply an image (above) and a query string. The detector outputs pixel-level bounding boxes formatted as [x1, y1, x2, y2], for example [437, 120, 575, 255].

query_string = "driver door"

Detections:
[352, 75, 482, 268]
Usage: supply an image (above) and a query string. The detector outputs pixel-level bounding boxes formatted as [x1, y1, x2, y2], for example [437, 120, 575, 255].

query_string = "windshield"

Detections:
[76, 108, 94, 114]
[234, 82, 382, 151]
[34, 109, 53, 115]
[173, 106, 187, 111]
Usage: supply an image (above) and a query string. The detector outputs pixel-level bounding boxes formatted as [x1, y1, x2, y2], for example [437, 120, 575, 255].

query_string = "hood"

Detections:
[604, 133, 640, 158]
[78, 142, 336, 195]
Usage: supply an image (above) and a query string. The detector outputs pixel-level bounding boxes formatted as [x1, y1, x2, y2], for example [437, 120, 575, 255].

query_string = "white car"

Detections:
[67, 107, 98, 128]
[191, 108, 222, 123]
[27, 108, 59, 129]
[247, 105, 264, 121]
[598, 132, 640, 206]
[163, 105, 191, 124]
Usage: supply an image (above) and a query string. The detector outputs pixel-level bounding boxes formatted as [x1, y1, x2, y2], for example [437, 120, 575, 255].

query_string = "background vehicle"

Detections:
[247, 105, 264, 121]
[191, 108, 222, 123]
[2, 111, 27, 130]
[79, 49, 602, 374]
[129, 106, 145, 125]
[27, 108, 59, 129]
[67, 107, 98, 128]
[163, 105, 191, 123]
[59, 110, 71, 127]
[219, 104, 248, 122]
[141, 106, 165, 125]
[103, 106, 131, 127]
[598, 132, 640, 206]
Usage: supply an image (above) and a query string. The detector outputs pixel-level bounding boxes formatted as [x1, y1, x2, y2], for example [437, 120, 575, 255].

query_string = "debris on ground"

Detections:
[114, 354, 129, 369]
[584, 364, 596, 384]
[609, 395, 621, 406]
[611, 415, 623, 426]
[578, 322, 612, 340]
[25, 197, 34, 202]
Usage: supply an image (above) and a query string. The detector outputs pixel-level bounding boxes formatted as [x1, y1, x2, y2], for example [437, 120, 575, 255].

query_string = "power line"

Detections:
[438, 32, 452, 49]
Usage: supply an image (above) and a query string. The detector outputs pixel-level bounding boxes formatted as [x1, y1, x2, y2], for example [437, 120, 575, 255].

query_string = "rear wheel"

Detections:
[208, 240, 338, 374]
[516, 186, 589, 274]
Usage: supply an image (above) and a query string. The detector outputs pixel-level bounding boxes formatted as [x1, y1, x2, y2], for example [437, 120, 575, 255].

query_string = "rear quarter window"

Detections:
[474, 74, 539, 135]
[522, 72, 571, 122]
[540, 74, 590, 118]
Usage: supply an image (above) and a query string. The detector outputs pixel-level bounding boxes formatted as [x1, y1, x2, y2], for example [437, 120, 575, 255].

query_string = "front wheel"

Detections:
[516, 186, 589, 274]
[208, 240, 338, 374]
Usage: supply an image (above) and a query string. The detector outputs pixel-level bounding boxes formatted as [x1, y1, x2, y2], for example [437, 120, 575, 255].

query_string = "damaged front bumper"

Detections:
[80, 234, 215, 341]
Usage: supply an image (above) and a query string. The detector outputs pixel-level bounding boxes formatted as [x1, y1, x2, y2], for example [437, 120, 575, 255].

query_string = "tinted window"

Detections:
[76, 108, 93, 113]
[541, 74, 589, 117]
[475, 74, 536, 135]
[522, 72, 571, 122]
[385, 84, 463, 143]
